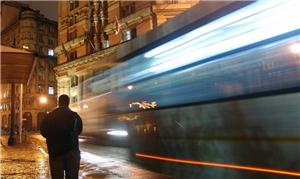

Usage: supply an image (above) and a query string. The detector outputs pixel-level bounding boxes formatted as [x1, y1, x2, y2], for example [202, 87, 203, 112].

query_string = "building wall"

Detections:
[54, 0, 198, 104]
[0, 7, 58, 131]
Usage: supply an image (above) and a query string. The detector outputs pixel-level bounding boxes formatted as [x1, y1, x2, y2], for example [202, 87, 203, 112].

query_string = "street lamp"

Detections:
[39, 96, 47, 105]
[39, 96, 48, 114]
[38, 96, 48, 131]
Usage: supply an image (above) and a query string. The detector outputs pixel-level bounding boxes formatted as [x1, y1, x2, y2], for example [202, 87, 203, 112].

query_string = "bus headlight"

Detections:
[106, 130, 128, 136]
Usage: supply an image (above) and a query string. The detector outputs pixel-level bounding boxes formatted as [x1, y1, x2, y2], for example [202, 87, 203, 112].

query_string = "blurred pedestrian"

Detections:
[40, 94, 83, 179]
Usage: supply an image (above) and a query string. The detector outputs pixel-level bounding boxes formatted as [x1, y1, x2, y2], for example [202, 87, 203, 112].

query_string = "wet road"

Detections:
[79, 143, 172, 179]
[0, 134, 171, 178]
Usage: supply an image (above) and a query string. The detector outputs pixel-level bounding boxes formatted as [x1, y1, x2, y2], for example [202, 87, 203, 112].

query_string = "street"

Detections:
[79, 142, 172, 179]
[0, 134, 172, 179]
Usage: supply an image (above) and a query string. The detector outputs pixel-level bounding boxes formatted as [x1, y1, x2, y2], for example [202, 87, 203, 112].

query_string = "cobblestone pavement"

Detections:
[0, 134, 50, 179]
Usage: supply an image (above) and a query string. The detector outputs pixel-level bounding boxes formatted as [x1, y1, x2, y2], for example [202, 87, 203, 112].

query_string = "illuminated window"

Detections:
[122, 29, 136, 42]
[104, 40, 109, 48]
[22, 45, 29, 49]
[48, 86, 54, 95]
[48, 49, 54, 56]
[123, 30, 131, 41]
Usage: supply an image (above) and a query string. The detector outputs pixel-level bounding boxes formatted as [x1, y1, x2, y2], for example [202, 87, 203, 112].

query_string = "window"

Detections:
[75, 1, 79, 8]
[69, 51, 77, 61]
[69, 16, 77, 26]
[121, 2, 135, 18]
[26, 87, 31, 94]
[72, 96, 78, 103]
[71, 76, 78, 87]
[49, 70, 55, 82]
[39, 47, 44, 55]
[48, 39, 54, 45]
[12, 38, 16, 47]
[122, 28, 136, 42]
[3, 91, 7, 98]
[39, 35, 44, 43]
[131, 28, 137, 39]
[30, 98, 34, 106]
[48, 87, 54, 95]
[29, 33, 33, 40]
[167, 0, 178, 4]
[68, 30, 77, 41]
[37, 85, 44, 93]
[38, 71, 45, 81]
[70, 0, 79, 11]
[104, 40, 110, 48]
[48, 49, 54, 56]
[122, 30, 131, 42]
[22, 45, 29, 49]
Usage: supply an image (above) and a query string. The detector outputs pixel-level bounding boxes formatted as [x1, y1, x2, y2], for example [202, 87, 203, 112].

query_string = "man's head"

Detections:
[58, 94, 70, 107]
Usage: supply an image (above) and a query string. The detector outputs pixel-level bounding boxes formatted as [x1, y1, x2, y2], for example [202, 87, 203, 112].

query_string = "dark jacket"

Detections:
[40, 106, 83, 156]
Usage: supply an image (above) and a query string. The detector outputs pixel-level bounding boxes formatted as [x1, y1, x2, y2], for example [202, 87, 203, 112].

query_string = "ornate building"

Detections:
[55, 0, 197, 104]
[1, 3, 58, 131]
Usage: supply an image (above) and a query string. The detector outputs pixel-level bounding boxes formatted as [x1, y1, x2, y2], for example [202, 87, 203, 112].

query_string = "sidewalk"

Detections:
[0, 134, 50, 179]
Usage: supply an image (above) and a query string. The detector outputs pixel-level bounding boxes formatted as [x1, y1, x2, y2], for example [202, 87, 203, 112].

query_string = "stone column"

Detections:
[66, 79, 71, 97]
[8, 83, 16, 145]
[78, 75, 84, 101]
[100, 0, 108, 45]
[93, 1, 101, 50]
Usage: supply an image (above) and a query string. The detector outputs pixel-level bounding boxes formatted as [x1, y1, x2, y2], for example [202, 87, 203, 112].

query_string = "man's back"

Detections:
[40, 107, 82, 156]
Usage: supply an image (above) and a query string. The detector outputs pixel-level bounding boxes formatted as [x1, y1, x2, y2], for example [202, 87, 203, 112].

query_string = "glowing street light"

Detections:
[39, 96, 48, 104]
[39, 96, 48, 115]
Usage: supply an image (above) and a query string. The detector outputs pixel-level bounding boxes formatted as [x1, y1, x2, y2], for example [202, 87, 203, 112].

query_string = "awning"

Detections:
[1, 45, 35, 84]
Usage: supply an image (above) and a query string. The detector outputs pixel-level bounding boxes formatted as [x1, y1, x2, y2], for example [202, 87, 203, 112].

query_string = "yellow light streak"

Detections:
[136, 153, 300, 177]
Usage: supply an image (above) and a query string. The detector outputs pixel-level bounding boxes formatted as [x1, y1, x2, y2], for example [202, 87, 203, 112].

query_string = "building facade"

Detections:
[55, 0, 197, 104]
[1, 4, 58, 131]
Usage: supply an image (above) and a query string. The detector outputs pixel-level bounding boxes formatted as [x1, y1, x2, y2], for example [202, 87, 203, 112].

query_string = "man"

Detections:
[41, 94, 83, 179]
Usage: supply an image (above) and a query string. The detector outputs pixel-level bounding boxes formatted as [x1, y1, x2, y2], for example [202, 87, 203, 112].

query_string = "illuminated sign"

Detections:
[129, 101, 157, 109]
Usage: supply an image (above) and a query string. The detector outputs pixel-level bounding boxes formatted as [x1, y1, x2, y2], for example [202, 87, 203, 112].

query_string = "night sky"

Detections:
[23, 1, 58, 21]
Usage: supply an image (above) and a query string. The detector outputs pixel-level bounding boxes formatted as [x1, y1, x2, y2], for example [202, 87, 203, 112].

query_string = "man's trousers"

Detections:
[49, 150, 81, 179]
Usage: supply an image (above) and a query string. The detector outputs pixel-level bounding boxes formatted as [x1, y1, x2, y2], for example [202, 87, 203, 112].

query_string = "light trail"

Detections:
[136, 153, 300, 177]
[38, 147, 48, 156]
[78, 91, 112, 103]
